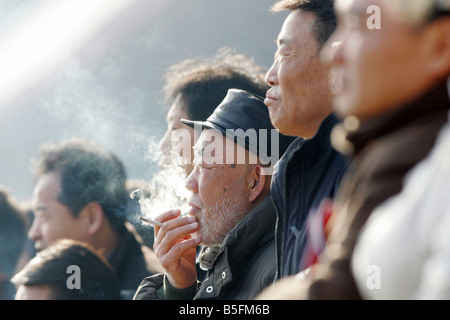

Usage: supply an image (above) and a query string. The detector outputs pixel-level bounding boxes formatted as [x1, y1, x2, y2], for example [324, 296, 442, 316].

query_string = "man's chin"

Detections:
[194, 231, 211, 247]
[34, 243, 46, 252]
[197, 232, 224, 247]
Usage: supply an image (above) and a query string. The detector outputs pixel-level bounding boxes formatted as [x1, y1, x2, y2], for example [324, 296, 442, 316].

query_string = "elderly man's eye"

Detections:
[275, 51, 288, 62]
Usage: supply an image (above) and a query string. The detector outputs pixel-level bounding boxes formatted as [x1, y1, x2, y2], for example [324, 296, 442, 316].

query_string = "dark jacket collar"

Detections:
[108, 228, 138, 270]
[347, 80, 450, 156]
[107, 226, 149, 291]
[277, 113, 340, 168]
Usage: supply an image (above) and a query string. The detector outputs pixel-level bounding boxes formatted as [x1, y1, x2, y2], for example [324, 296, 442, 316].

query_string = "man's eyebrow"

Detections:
[34, 204, 46, 212]
[335, 0, 365, 17]
[274, 38, 290, 59]
[350, 4, 366, 17]
[276, 37, 289, 47]
[338, 1, 366, 18]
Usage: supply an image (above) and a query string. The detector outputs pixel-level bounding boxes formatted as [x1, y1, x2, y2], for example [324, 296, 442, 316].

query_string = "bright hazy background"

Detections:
[0, 0, 286, 201]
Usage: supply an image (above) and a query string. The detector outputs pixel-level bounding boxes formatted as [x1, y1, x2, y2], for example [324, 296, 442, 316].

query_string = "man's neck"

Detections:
[93, 224, 122, 258]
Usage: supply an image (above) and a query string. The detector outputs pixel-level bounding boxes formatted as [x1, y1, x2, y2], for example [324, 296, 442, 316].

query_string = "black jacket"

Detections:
[108, 224, 163, 299]
[133, 195, 277, 300]
[271, 113, 348, 279]
[305, 80, 450, 299]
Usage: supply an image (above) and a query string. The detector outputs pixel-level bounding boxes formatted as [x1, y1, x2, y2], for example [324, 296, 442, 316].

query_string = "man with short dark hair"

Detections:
[264, 0, 348, 279]
[28, 138, 163, 297]
[159, 47, 269, 176]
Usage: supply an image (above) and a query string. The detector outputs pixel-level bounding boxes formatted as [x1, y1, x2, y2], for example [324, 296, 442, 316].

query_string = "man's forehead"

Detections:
[195, 129, 251, 165]
[335, 0, 374, 16]
[166, 97, 186, 122]
[335, 0, 355, 13]
[277, 9, 319, 48]
[35, 172, 61, 191]
[198, 129, 226, 146]
[33, 172, 62, 203]
[335, 0, 436, 26]
[193, 130, 224, 160]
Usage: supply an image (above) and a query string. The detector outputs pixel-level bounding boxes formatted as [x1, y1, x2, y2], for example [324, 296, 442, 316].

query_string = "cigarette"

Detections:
[139, 216, 163, 227]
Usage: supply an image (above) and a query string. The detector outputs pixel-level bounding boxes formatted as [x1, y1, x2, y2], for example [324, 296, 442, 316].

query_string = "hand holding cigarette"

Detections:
[151, 209, 201, 289]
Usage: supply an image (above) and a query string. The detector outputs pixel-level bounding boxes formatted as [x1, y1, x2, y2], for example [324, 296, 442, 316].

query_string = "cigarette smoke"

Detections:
[128, 138, 191, 224]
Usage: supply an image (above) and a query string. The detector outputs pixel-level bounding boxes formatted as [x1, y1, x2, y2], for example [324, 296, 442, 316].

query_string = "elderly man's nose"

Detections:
[185, 166, 199, 193]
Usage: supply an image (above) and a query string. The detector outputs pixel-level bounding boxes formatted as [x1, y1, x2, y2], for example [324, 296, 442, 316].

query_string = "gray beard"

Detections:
[197, 195, 250, 246]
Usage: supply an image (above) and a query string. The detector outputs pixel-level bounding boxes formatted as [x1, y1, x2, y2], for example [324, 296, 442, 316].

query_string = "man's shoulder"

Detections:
[133, 273, 165, 300]
[141, 245, 165, 273]
[121, 225, 165, 274]
[110, 224, 164, 290]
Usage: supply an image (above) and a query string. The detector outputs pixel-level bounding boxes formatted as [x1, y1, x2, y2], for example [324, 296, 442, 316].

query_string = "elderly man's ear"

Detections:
[248, 165, 271, 203]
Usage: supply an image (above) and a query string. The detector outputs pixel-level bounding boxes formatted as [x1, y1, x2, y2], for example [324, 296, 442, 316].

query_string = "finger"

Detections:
[154, 214, 196, 248]
[153, 209, 181, 245]
[159, 237, 201, 270]
[155, 220, 199, 258]
[154, 209, 182, 223]
[162, 214, 197, 232]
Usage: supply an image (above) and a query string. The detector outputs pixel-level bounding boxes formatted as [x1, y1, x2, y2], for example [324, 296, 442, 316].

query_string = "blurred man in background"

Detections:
[159, 47, 269, 176]
[0, 187, 31, 300]
[28, 137, 163, 298]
